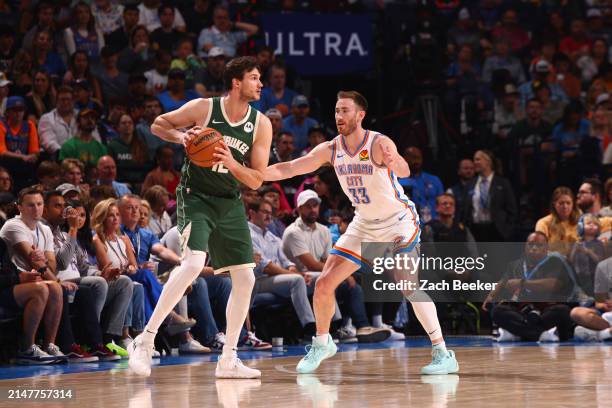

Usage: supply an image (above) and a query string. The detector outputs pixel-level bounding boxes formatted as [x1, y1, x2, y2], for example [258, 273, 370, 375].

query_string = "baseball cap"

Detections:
[56, 183, 81, 196]
[78, 108, 98, 118]
[596, 93, 610, 105]
[168, 68, 186, 79]
[0, 72, 11, 87]
[6, 96, 25, 110]
[296, 189, 321, 207]
[534, 60, 551, 73]
[292, 95, 309, 107]
[265, 108, 282, 119]
[208, 46, 225, 58]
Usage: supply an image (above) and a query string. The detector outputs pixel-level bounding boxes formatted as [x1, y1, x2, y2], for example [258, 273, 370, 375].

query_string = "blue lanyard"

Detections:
[522, 257, 548, 281]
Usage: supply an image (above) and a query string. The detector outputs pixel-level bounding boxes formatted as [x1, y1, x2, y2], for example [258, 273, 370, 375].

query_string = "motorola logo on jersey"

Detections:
[244, 122, 254, 133]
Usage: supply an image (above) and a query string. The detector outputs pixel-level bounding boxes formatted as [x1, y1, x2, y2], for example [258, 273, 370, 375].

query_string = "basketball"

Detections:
[185, 127, 223, 167]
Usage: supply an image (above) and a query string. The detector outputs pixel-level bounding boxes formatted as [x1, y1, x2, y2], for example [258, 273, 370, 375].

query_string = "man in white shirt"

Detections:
[138, 0, 186, 32]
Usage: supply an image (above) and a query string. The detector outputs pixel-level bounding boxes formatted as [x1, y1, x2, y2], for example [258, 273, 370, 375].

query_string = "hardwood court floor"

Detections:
[0, 343, 611, 408]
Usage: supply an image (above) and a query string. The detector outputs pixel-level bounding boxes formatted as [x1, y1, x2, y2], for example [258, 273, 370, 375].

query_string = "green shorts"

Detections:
[176, 187, 254, 273]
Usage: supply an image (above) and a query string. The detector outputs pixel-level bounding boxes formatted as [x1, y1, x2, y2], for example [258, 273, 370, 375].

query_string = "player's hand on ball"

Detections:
[183, 126, 202, 147]
[213, 140, 237, 170]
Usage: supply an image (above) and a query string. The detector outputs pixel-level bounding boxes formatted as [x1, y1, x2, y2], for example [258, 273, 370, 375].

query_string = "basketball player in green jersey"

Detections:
[128, 57, 273, 378]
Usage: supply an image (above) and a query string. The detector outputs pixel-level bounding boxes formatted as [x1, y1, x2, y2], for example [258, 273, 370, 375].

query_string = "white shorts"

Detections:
[330, 213, 420, 266]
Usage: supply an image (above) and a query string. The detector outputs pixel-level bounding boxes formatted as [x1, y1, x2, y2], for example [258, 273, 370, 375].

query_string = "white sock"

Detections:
[372, 314, 383, 328]
[221, 268, 255, 359]
[344, 318, 353, 328]
[315, 334, 329, 345]
[598, 328, 612, 341]
[142, 249, 206, 343]
[407, 291, 443, 341]
[433, 341, 448, 355]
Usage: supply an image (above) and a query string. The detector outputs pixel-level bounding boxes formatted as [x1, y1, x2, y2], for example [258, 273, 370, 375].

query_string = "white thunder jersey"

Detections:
[329, 130, 420, 265]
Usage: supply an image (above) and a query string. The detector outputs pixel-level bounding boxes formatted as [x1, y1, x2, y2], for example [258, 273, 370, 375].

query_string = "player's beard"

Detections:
[338, 115, 358, 136]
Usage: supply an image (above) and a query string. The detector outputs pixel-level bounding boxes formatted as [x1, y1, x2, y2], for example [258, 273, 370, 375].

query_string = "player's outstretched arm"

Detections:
[264, 141, 332, 181]
[374, 136, 410, 178]
[151, 99, 210, 144]
[213, 115, 273, 190]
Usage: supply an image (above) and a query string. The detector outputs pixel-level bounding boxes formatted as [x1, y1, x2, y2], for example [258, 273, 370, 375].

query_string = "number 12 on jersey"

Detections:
[211, 163, 229, 173]
[349, 187, 370, 204]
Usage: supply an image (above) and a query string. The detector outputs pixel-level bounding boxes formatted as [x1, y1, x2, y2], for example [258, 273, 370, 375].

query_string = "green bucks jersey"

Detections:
[180, 97, 261, 198]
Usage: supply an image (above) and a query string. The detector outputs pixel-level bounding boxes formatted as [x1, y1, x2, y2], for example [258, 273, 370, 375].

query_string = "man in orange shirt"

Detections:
[0, 96, 40, 190]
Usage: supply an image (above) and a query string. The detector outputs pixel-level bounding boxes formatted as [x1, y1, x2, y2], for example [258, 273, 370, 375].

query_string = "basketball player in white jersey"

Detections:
[264, 91, 459, 374]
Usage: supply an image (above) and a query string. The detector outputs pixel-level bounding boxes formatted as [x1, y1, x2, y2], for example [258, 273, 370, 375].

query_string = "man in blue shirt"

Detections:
[156, 69, 199, 113]
[398, 146, 444, 224]
[96, 156, 131, 197]
[253, 62, 297, 114]
[282, 95, 318, 156]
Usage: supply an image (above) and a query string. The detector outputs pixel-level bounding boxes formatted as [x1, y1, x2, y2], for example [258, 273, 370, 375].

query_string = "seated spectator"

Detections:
[422, 193, 478, 250]
[144, 50, 171, 95]
[399, 146, 444, 224]
[259, 184, 290, 237]
[600, 178, 612, 217]
[106, 4, 139, 52]
[569, 214, 605, 297]
[10, 50, 34, 96]
[25, 69, 56, 121]
[0, 96, 40, 190]
[484, 232, 574, 342]
[518, 60, 568, 108]
[312, 168, 352, 225]
[31, 30, 65, 81]
[150, 5, 186, 53]
[0, 165, 11, 193]
[36, 160, 61, 191]
[265, 108, 283, 139]
[482, 39, 525, 85]
[127, 75, 148, 108]
[142, 185, 172, 238]
[248, 199, 317, 340]
[141, 145, 180, 197]
[22, 2, 61, 52]
[535, 186, 580, 255]
[139, 199, 151, 229]
[461, 150, 517, 241]
[577, 38, 610, 84]
[255, 45, 274, 82]
[96, 155, 131, 197]
[576, 178, 612, 234]
[447, 8, 480, 50]
[180, 0, 214, 37]
[553, 52, 582, 100]
[553, 102, 591, 189]
[171, 38, 206, 93]
[534, 82, 566, 125]
[302, 126, 327, 156]
[197, 5, 258, 58]
[63, 51, 103, 103]
[560, 18, 593, 62]
[73, 79, 104, 115]
[138, 0, 186, 33]
[118, 25, 155, 75]
[107, 114, 151, 187]
[198, 46, 225, 98]
[59, 109, 107, 166]
[157, 68, 199, 113]
[492, 83, 524, 144]
[0, 71, 10, 115]
[60, 159, 89, 197]
[570, 256, 612, 342]
[491, 8, 530, 54]
[255, 62, 298, 115]
[97, 101, 126, 144]
[64, 2, 105, 63]
[446, 158, 475, 217]
[43, 192, 127, 359]
[282, 95, 318, 155]
[137, 96, 171, 161]
[269, 131, 294, 165]
[95, 46, 128, 104]
[91, 0, 124, 39]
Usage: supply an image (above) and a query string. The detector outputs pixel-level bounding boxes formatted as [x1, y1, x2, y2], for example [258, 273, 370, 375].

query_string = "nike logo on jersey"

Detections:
[398, 213, 407, 221]
[212, 119, 223, 124]
[336, 154, 344, 158]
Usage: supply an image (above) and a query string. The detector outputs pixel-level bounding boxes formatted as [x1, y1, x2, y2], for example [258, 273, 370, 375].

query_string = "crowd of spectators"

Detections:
[1, 0, 612, 365]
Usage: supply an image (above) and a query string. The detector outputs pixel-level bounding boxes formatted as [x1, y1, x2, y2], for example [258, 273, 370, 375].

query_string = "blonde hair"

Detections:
[140, 199, 151, 227]
[582, 213, 602, 233]
[91, 198, 119, 244]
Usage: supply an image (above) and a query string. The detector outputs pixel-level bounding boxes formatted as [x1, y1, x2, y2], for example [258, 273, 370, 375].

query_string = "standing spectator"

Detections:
[446, 158, 475, 216]
[106, 4, 140, 52]
[197, 5, 258, 58]
[461, 150, 517, 241]
[107, 114, 151, 187]
[64, 2, 105, 63]
[59, 109, 107, 166]
[282, 95, 318, 155]
[142, 185, 172, 238]
[96, 155, 131, 197]
[141, 145, 180, 198]
[157, 68, 199, 113]
[138, 0, 186, 33]
[398, 146, 444, 224]
[91, 0, 124, 38]
[150, 5, 185, 53]
[199, 47, 225, 98]
[118, 25, 155, 75]
[25, 69, 56, 121]
[255, 62, 297, 115]
[0, 96, 40, 190]
[63, 51, 103, 103]
[31, 30, 65, 81]
[535, 186, 580, 256]
[95, 46, 128, 104]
